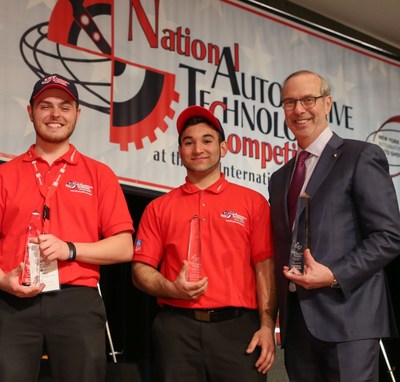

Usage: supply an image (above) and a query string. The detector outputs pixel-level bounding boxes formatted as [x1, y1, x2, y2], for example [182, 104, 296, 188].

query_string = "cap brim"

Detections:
[177, 106, 223, 135]
[32, 84, 78, 101]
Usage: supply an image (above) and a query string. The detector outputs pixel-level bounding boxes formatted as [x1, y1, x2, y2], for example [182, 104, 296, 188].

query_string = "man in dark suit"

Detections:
[269, 70, 400, 381]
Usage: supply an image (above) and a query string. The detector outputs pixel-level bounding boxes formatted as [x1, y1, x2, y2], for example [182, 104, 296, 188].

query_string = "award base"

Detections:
[288, 242, 304, 273]
[186, 259, 201, 282]
[21, 243, 41, 286]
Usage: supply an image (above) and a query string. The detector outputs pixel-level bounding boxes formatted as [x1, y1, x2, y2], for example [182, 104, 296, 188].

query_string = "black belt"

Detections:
[60, 284, 85, 289]
[163, 306, 254, 322]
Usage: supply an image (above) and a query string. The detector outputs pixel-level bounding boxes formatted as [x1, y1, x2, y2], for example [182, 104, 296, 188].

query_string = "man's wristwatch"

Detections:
[330, 278, 341, 289]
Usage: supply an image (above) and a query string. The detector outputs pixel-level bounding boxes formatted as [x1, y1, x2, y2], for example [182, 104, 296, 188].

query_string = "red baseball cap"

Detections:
[176, 106, 225, 139]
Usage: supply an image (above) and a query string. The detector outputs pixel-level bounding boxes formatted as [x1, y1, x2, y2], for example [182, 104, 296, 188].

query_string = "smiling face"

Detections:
[178, 122, 227, 179]
[282, 72, 332, 148]
[27, 88, 80, 146]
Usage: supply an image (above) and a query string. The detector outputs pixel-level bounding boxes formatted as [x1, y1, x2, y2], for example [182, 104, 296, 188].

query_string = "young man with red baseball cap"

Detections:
[132, 105, 277, 381]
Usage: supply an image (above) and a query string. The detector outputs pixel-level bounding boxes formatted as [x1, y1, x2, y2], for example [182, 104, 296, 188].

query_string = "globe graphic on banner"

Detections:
[19, 0, 179, 151]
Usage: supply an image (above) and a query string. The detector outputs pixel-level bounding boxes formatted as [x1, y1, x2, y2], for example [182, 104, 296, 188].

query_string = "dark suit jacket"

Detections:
[269, 132, 400, 345]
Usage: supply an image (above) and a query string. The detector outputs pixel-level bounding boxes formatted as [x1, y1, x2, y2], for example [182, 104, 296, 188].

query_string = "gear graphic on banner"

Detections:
[19, 0, 179, 151]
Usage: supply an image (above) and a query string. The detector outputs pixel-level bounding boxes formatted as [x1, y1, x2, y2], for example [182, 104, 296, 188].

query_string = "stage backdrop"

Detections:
[0, 0, 399, 199]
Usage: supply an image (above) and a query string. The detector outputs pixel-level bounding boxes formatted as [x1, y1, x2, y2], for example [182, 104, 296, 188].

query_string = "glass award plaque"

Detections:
[20, 210, 42, 286]
[40, 259, 60, 292]
[288, 193, 310, 273]
[20, 210, 60, 291]
[186, 215, 202, 282]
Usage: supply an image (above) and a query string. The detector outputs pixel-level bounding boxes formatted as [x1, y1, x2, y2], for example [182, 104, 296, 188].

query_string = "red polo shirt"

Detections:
[0, 145, 133, 287]
[133, 174, 274, 309]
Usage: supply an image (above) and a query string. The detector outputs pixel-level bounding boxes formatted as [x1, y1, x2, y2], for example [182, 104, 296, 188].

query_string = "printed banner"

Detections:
[0, 0, 399, 199]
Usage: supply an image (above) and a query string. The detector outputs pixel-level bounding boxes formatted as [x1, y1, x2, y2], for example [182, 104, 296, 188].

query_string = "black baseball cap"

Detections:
[30, 74, 79, 104]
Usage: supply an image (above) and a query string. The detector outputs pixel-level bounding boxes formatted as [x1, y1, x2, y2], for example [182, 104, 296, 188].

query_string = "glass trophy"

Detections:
[288, 193, 310, 274]
[20, 210, 42, 286]
[186, 215, 202, 282]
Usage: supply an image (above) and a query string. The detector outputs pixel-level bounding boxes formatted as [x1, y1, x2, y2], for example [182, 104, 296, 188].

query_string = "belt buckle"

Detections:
[194, 310, 211, 322]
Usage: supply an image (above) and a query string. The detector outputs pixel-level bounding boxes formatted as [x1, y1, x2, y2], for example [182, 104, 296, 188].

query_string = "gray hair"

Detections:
[282, 70, 331, 97]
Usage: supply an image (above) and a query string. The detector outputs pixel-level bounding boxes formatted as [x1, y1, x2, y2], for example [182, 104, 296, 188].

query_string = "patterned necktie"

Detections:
[288, 151, 310, 228]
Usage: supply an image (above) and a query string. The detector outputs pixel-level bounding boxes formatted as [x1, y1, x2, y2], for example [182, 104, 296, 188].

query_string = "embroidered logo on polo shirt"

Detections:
[221, 211, 247, 226]
[66, 181, 93, 196]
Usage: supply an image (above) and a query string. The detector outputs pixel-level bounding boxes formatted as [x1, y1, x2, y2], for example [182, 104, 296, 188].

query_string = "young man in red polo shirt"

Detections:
[0, 74, 134, 381]
[132, 105, 277, 381]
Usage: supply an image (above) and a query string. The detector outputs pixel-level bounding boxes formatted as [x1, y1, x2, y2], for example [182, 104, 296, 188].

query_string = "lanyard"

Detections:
[30, 149, 75, 232]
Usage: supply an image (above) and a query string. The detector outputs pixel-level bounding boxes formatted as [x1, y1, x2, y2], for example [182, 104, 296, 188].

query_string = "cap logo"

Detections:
[30, 73, 79, 104]
[43, 75, 69, 87]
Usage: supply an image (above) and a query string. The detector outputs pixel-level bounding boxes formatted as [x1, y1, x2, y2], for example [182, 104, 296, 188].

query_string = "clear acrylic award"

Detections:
[20, 210, 42, 286]
[186, 215, 201, 282]
[288, 193, 310, 273]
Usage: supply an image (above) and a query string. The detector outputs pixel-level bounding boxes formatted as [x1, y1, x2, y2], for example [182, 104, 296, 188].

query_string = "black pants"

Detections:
[0, 286, 107, 382]
[152, 308, 268, 382]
